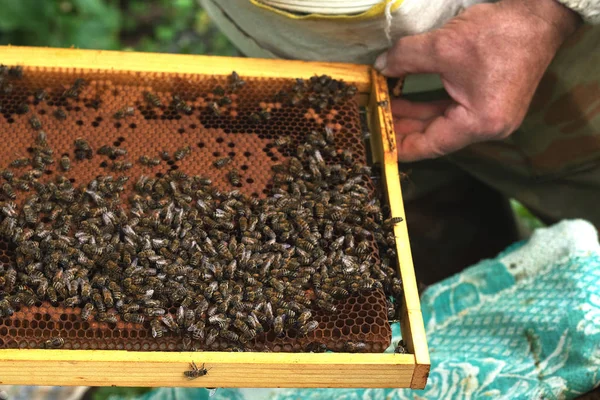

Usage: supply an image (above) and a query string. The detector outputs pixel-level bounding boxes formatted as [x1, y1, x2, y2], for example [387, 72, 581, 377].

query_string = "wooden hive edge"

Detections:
[0, 47, 427, 389]
[0, 46, 372, 93]
[369, 70, 430, 389]
[0, 350, 415, 387]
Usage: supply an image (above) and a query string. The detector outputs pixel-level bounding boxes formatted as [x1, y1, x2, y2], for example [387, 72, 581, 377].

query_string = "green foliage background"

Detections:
[0, 0, 239, 56]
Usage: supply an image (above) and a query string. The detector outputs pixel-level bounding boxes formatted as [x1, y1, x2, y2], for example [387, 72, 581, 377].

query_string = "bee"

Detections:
[63, 85, 79, 99]
[92, 292, 106, 313]
[160, 151, 170, 161]
[273, 315, 284, 337]
[65, 296, 81, 307]
[297, 311, 312, 325]
[111, 161, 133, 172]
[395, 340, 408, 354]
[97, 312, 118, 324]
[2, 183, 16, 199]
[208, 313, 228, 329]
[59, 155, 71, 171]
[173, 95, 192, 114]
[390, 217, 403, 224]
[229, 71, 245, 91]
[10, 157, 30, 168]
[249, 112, 261, 123]
[0, 299, 14, 317]
[207, 101, 221, 116]
[213, 157, 231, 169]
[8, 66, 23, 79]
[220, 330, 239, 342]
[46, 287, 58, 304]
[17, 102, 29, 114]
[161, 314, 180, 333]
[273, 137, 290, 148]
[212, 85, 225, 96]
[228, 169, 240, 186]
[34, 89, 48, 101]
[299, 320, 319, 336]
[217, 96, 232, 107]
[53, 108, 67, 120]
[23, 204, 37, 224]
[150, 318, 165, 338]
[81, 303, 94, 321]
[174, 146, 191, 161]
[144, 91, 162, 107]
[305, 342, 328, 353]
[184, 361, 209, 380]
[259, 110, 271, 121]
[1, 169, 14, 181]
[44, 337, 65, 349]
[29, 116, 42, 130]
[114, 106, 135, 119]
[124, 313, 144, 324]
[74, 138, 93, 160]
[102, 287, 114, 308]
[145, 308, 166, 317]
[316, 299, 336, 313]
[343, 341, 367, 353]
[202, 328, 217, 346]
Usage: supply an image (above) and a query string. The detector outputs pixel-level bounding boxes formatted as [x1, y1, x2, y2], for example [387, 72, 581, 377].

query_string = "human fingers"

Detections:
[391, 98, 450, 120]
[374, 32, 438, 77]
[396, 105, 477, 161]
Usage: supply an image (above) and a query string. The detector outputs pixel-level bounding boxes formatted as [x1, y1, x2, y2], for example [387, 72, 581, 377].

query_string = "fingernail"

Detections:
[374, 52, 387, 72]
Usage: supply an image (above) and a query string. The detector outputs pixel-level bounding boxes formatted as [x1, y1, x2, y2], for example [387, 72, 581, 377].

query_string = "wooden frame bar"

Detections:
[0, 46, 429, 389]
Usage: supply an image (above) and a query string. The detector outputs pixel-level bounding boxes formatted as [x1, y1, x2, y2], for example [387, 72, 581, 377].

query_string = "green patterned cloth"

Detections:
[137, 219, 600, 400]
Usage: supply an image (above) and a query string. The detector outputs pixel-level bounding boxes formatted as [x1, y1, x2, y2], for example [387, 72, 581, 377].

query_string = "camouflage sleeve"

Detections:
[554, 0, 600, 23]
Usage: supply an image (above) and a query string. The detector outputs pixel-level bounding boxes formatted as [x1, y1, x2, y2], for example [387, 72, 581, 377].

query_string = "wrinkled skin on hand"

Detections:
[375, 0, 581, 162]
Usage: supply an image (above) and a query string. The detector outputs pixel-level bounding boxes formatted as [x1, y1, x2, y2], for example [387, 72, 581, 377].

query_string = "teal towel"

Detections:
[136, 219, 600, 400]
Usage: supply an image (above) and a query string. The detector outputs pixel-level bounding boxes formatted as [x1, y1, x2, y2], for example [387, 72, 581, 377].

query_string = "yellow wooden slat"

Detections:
[370, 70, 430, 389]
[0, 350, 415, 387]
[0, 46, 371, 92]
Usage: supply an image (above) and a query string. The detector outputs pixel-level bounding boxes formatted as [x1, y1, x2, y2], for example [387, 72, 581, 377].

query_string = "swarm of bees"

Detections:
[0, 67, 404, 354]
[274, 74, 357, 111]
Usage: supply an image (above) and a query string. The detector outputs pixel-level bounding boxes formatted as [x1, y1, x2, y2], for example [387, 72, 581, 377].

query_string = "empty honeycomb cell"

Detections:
[351, 326, 360, 335]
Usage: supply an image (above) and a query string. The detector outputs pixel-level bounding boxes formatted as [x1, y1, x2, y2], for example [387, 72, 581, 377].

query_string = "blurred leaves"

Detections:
[511, 199, 545, 237]
[0, 0, 238, 56]
[91, 386, 152, 400]
[0, 0, 121, 49]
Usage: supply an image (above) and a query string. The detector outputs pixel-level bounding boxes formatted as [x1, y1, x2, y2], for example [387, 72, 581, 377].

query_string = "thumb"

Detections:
[375, 32, 438, 77]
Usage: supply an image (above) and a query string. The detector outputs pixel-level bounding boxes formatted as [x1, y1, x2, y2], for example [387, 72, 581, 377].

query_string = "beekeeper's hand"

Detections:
[374, 0, 580, 162]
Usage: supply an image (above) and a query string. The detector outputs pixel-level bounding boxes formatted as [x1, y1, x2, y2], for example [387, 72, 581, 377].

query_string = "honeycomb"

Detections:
[0, 65, 392, 352]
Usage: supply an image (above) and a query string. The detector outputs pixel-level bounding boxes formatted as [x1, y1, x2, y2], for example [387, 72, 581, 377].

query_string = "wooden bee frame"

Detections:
[0, 46, 429, 389]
